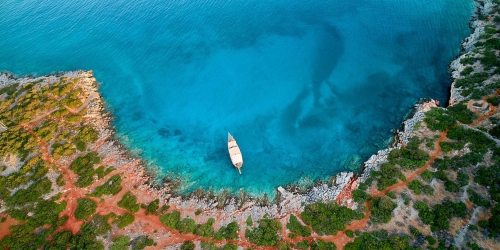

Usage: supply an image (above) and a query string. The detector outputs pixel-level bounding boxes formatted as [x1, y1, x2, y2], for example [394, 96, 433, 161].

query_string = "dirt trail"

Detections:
[21, 123, 84, 234]
[371, 130, 447, 197]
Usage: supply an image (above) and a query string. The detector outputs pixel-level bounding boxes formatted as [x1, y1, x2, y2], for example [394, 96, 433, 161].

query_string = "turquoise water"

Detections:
[0, 0, 474, 196]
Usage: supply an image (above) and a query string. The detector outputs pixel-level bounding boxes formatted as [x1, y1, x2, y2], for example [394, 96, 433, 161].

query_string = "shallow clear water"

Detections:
[0, 0, 474, 196]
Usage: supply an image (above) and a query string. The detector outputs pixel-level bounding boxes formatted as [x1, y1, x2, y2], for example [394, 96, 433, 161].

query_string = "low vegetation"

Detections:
[75, 198, 97, 220]
[245, 218, 282, 246]
[301, 202, 364, 235]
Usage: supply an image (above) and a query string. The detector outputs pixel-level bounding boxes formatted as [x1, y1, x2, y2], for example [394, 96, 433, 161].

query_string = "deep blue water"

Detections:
[0, 0, 474, 196]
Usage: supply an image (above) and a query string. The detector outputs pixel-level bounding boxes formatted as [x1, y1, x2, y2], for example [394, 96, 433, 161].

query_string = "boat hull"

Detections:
[228, 132, 243, 174]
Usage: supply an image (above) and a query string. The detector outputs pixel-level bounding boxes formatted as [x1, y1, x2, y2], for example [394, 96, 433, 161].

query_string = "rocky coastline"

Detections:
[450, 0, 494, 105]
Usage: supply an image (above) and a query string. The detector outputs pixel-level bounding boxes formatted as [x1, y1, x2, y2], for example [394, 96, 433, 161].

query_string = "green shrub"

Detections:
[69, 152, 101, 188]
[110, 236, 131, 250]
[222, 243, 238, 250]
[200, 241, 218, 250]
[114, 213, 135, 229]
[181, 241, 195, 250]
[246, 215, 253, 226]
[432, 153, 483, 171]
[373, 162, 401, 190]
[286, 214, 311, 237]
[408, 180, 424, 195]
[444, 180, 460, 193]
[414, 200, 467, 231]
[352, 189, 371, 203]
[69, 214, 110, 249]
[424, 108, 456, 131]
[145, 199, 160, 215]
[1, 199, 66, 249]
[130, 236, 154, 250]
[425, 235, 436, 245]
[490, 125, 500, 138]
[301, 201, 363, 235]
[160, 211, 180, 229]
[344, 232, 409, 250]
[439, 141, 464, 153]
[447, 103, 477, 124]
[474, 164, 500, 202]
[0, 83, 19, 96]
[296, 240, 310, 250]
[66, 114, 81, 122]
[479, 49, 500, 70]
[194, 218, 215, 237]
[75, 126, 99, 144]
[487, 96, 500, 106]
[51, 230, 73, 249]
[457, 172, 469, 187]
[409, 226, 421, 236]
[386, 191, 396, 199]
[467, 189, 491, 208]
[370, 196, 397, 224]
[214, 221, 239, 240]
[387, 148, 429, 170]
[447, 126, 496, 154]
[345, 230, 354, 238]
[117, 191, 140, 213]
[421, 170, 434, 182]
[482, 204, 500, 238]
[91, 174, 122, 197]
[177, 217, 196, 234]
[421, 185, 434, 195]
[74, 198, 97, 220]
[460, 66, 474, 76]
[6, 177, 52, 207]
[61, 98, 82, 108]
[245, 218, 281, 246]
[312, 239, 336, 250]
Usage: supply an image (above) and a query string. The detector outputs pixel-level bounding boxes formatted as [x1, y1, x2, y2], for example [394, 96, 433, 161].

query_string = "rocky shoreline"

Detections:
[450, 0, 494, 105]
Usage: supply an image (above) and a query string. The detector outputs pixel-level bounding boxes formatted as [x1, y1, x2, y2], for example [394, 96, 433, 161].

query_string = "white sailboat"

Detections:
[227, 132, 243, 174]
